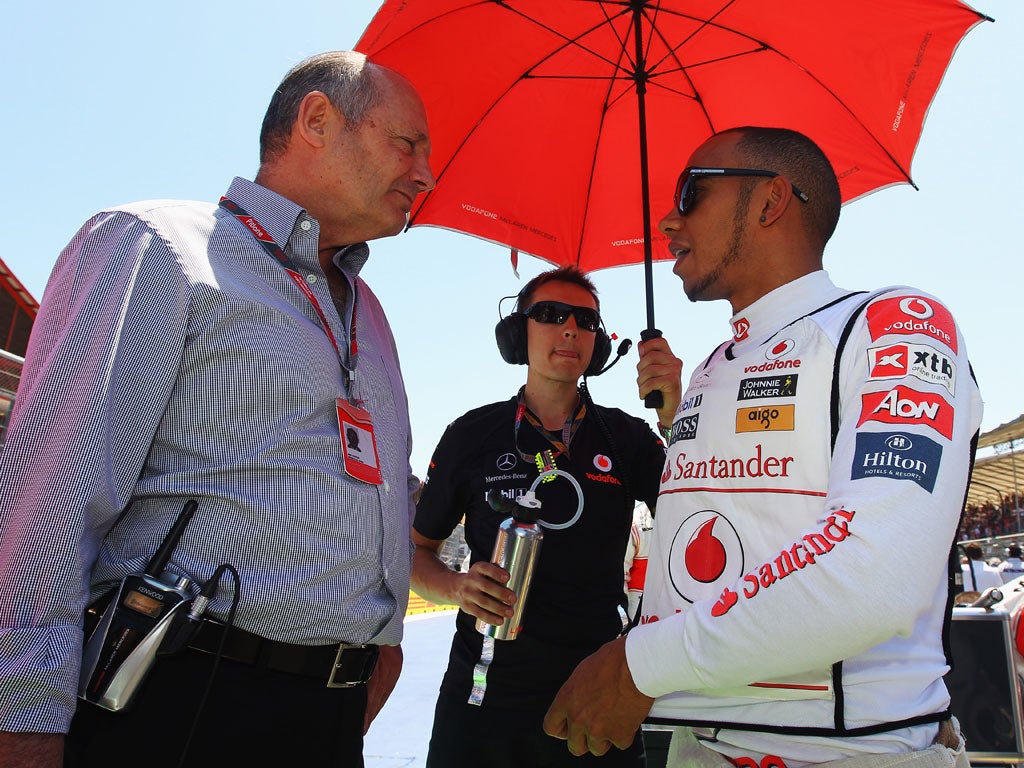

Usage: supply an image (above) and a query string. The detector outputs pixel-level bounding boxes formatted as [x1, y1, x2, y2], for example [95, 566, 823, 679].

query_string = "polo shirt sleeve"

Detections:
[414, 419, 473, 542]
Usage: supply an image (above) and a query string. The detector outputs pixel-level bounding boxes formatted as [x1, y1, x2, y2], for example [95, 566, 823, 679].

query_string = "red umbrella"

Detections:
[357, 0, 990, 339]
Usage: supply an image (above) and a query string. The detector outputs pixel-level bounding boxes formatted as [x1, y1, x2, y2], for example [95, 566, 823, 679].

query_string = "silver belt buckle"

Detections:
[327, 642, 373, 688]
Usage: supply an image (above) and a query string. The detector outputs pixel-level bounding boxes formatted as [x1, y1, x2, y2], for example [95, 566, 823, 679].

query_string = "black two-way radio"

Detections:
[79, 500, 198, 712]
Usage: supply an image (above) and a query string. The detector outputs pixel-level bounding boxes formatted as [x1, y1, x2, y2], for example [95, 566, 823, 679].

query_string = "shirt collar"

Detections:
[729, 270, 846, 350]
[333, 242, 370, 276]
[222, 177, 370, 277]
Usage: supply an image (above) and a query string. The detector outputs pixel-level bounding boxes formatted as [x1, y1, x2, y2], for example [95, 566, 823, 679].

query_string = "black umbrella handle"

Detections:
[640, 328, 664, 410]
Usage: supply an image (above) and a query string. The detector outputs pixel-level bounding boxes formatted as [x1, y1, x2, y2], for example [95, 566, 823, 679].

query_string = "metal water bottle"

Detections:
[476, 489, 543, 641]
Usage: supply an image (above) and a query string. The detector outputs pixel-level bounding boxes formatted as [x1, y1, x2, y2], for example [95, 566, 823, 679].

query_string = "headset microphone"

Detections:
[591, 338, 632, 376]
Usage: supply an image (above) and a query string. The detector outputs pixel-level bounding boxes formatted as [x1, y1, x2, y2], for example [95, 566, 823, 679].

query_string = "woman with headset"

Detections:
[411, 266, 682, 767]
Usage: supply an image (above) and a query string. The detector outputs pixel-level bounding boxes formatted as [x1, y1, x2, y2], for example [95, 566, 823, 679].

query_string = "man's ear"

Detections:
[758, 175, 796, 226]
[293, 91, 336, 149]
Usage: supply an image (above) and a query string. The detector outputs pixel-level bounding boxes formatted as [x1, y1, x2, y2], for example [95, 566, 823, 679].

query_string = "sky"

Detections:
[3, 0, 1021, 480]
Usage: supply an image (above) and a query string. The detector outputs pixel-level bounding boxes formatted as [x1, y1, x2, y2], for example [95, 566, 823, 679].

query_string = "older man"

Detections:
[0, 51, 433, 767]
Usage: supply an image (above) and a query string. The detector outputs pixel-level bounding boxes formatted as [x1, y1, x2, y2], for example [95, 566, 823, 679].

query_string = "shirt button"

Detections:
[299, 220, 312, 231]
[306, 274, 317, 284]
[384, 480, 391, 493]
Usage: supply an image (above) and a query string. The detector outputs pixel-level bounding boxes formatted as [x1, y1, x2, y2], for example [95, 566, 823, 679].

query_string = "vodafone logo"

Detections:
[900, 297, 933, 319]
[765, 338, 796, 360]
[668, 510, 745, 603]
[858, 385, 954, 439]
[593, 454, 612, 472]
[741, 338, 800, 373]
[733, 318, 750, 341]
[867, 295, 957, 353]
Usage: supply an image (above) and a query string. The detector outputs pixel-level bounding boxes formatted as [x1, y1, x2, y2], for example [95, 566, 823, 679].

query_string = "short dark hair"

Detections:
[722, 126, 842, 250]
[259, 51, 386, 163]
[518, 266, 600, 311]
[1009, 545, 1021, 558]
[964, 542, 985, 560]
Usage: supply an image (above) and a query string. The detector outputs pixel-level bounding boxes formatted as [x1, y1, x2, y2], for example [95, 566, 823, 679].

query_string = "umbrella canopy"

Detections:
[357, 0, 990, 325]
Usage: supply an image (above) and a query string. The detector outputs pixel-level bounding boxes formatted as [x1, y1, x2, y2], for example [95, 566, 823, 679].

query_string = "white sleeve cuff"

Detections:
[625, 617, 698, 699]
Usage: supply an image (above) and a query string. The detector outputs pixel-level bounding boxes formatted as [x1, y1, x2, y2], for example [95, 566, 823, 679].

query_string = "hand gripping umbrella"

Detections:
[357, 0, 990, 404]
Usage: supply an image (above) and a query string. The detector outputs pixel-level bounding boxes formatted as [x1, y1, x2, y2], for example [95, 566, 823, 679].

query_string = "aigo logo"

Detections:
[667, 510, 744, 604]
[736, 405, 795, 433]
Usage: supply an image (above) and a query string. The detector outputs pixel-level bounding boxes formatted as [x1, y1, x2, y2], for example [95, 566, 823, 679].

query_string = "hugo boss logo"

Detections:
[669, 413, 699, 444]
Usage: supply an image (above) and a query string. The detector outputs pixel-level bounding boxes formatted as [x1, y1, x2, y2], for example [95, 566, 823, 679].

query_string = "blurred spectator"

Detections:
[998, 544, 1024, 584]
[962, 542, 1003, 592]
[623, 502, 653, 623]
[958, 494, 1021, 540]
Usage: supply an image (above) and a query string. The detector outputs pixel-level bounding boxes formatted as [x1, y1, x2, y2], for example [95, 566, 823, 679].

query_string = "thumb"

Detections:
[542, 707, 569, 740]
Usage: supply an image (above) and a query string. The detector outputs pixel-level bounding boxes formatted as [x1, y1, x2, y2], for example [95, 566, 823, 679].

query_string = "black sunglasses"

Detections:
[673, 167, 810, 216]
[522, 301, 601, 332]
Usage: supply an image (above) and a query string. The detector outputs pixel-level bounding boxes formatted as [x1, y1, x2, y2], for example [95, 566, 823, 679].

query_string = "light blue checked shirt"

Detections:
[0, 177, 417, 732]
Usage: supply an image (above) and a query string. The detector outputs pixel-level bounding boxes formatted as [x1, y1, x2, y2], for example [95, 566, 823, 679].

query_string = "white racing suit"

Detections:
[627, 271, 983, 766]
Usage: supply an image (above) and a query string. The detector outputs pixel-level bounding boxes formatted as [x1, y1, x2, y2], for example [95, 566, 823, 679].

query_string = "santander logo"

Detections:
[733, 318, 750, 341]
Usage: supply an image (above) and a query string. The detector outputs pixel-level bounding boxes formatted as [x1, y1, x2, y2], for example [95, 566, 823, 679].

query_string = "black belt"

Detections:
[187, 620, 379, 688]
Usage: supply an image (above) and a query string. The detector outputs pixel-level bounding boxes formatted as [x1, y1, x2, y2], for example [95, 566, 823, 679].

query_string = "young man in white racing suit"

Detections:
[543, 127, 982, 768]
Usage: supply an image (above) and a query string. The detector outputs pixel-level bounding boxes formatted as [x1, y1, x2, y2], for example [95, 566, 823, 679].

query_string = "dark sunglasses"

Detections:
[673, 167, 810, 216]
[522, 301, 601, 332]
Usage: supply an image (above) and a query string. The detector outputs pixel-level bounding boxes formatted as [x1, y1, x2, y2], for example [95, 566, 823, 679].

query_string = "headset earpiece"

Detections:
[496, 311, 612, 374]
[495, 283, 612, 374]
[495, 312, 529, 365]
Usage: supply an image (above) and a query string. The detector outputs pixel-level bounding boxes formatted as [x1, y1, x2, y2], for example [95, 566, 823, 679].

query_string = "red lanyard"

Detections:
[513, 387, 584, 464]
[219, 197, 358, 387]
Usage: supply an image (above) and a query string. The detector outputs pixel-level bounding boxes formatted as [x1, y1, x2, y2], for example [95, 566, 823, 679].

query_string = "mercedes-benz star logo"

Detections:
[496, 453, 517, 472]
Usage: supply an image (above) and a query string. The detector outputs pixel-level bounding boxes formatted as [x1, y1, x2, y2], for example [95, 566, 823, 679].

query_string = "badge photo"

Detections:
[336, 398, 383, 485]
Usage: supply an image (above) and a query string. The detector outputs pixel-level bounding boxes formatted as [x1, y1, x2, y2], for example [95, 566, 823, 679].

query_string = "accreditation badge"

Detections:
[336, 398, 383, 485]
